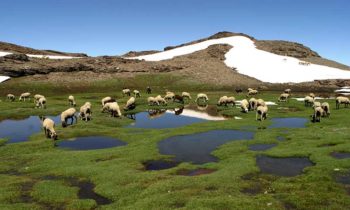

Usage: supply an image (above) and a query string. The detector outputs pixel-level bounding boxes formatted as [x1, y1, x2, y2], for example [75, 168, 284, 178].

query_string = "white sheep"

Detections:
[226, 96, 236, 106]
[321, 102, 330, 117]
[313, 101, 321, 108]
[35, 97, 46, 109]
[278, 93, 289, 102]
[247, 88, 258, 96]
[249, 98, 257, 110]
[124, 97, 136, 110]
[68, 95, 76, 107]
[256, 105, 268, 121]
[133, 90, 141, 98]
[240, 99, 249, 113]
[34, 94, 44, 104]
[309, 93, 315, 99]
[7, 94, 15, 101]
[284, 89, 292, 94]
[195, 93, 209, 104]
[164, 92, 175, 101]
[257, 98, 265, 107]
[19, 92, 31, 101]
[102, 102, 122, 117]
[42, 118, 58, 140]
[182, 92, 192, 100]
[304, 96, 314, 107]
[61, 108, 77, 127]
[217, 96, 228, 106]
[148, 96, 159, 106]
[155, 95, 167, 106]
[122, 89, 131, 97]
[336, 96, 350, 109]
[312, 106, 324, 122]
[79, 102, 92, 121]
[101, 96, 116, 107]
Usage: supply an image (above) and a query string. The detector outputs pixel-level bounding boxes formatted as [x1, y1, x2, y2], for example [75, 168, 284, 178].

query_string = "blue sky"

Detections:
[0, 0, 349, 65]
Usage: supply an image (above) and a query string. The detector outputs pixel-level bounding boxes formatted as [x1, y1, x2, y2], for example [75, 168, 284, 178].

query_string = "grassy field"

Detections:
[0, 74, 349, 210]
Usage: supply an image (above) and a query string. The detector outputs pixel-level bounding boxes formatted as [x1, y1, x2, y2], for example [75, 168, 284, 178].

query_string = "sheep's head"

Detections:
[51, 132, 58, 140]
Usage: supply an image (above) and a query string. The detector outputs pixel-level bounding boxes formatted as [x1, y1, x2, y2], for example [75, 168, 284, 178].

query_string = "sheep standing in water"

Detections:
[256, 105, 268, 121]
[19, 92, 31, 101]
[61, 108, 77, 127]
[68, 95, 76, 107]
[312, 106, 324, 122]
[304, 96, 314, 107]
[79, 102, 92, 121]
[195, 93, 209, 104]
[102, 102, 122, 117]
[122, 89, 131, 97]
[101, 96, 116, 107]
[133, 90, 141, 98]
[148, 96, 159, 106]
[249, 98, 257, 110]
[182, 92, 192, 100]
[42, 118, 58, 140]
[36, 97, 47, 109]
[240, 99, 249, 113]
[146, 86, 152, 94]
[278, 93, 289, 102]
[7, 94, 15, 101]
[124, 97, 136, 111]
[336, 96, 350, 109]
[321, 102, 330, 117]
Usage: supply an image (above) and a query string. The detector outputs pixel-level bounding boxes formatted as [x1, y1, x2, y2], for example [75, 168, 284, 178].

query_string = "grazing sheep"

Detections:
[164, 92, 175, 101]
[42, 118, 58, 140]
[155, 95, 167, 105]
[68, 95, 76, 107]
[249, 98, 257, 111]
[313, 101, 321, 108]
[309, 93, 315, 99]
[217, 96, 228, 106]
[257, 99, 266, 107]
[79, 102, 92, 121]
[124, 97, 136, 111]
[312, 106, 324, 122]
[35, 97, 46, 109]
[7, 94, 15, 101]
[336, 96, 350, 109]
[278, 93, 289, 102]
[146, 86, 152, 94]
[61, 108, 77, 127]
[321, 102, 330, 117]
[195, 93, 209, 104]
[247, 88, 258, 96]
[284, 89, 292, 94]
[235, 88, 243, 94]
[304, 96, 314, 107]
[226, 96, 236, 106]
[19, 92, 31, 101]
[256, 105, 268, 121]
[34, 94, 44, 104]
[182, 92, 192, 100]
[122, 89, 131, 97]
[133, 90, 141, 98]
[101, 96, 116, 107]
[102, 102, 122, 117]
[147, 96, 159, 106]
[240, 99, 249, 113]
[174, 95, 184, 104]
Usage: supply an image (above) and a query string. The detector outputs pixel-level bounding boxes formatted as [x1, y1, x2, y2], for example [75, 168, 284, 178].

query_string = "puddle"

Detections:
[126, 105, 227, 129]
[0, 115, 60, 143]
[158, 130, 254, 164]
[44, 175, 112, 205]
[249, 144, 277, 151]
[269, 118, 308, 129]
[177, 168, 216, 176]
[256, 155, 314, 177]
[276, 136, 286, 141]
[335, 172, 350, 194]
[143, 160, 179, 170]
[56, 136, 127, 150]
[331, 152, 350, 159]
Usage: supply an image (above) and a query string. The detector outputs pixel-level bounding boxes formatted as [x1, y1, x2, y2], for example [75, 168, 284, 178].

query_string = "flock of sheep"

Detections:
[4, 86, 349, 140]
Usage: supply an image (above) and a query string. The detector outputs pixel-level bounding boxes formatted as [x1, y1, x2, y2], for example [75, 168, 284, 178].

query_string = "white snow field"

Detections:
[0, 76, 10, 83]
[131, 36, 350, 83]
[0, 51, 80, 59]
[166, 109, 226, 121]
